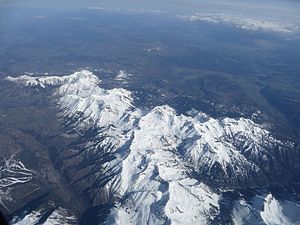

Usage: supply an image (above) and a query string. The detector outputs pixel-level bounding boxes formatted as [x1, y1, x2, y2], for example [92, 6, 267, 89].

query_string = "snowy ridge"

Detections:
[54, 70, 139, 131]
[108, 105, 220, 224]
[6, 70, 297, 224]
[44, 208, 78, 225]
[0, 158, 32, 188]
[6, 71, 99, 88]
[7, 70, 139, 130]
[232, 194, 300, 225]
[11, 207, 77, 225]
[180, 13, 298, 33]
[261, 194, 300, 225]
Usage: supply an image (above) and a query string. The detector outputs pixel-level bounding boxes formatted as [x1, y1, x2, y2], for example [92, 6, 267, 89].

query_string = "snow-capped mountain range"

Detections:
[5, 70, 300, 224]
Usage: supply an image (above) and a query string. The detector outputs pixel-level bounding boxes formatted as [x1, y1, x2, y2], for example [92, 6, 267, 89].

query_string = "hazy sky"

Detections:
[2, 0, 300, 13]
[1, 0, 300, 24]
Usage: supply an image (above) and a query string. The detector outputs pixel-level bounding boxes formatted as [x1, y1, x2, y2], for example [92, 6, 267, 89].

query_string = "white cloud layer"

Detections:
[180, 13, 298, 33]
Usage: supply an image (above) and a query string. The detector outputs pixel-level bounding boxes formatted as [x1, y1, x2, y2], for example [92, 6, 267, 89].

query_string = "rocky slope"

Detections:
[4, 70, 300, 224]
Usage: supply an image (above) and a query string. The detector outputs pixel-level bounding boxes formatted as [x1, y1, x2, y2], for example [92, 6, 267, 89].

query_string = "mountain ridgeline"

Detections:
[4, 70, 300, 225]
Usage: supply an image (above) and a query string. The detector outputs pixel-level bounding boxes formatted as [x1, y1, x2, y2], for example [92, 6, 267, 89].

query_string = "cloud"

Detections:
[87, 6, 164, 14]
[180, 13, 298, 33]
[34, 15, 46, 19]
[286, 35, 300, 41]
[86, 6, 106, 10]
[63, 17, 87, 20]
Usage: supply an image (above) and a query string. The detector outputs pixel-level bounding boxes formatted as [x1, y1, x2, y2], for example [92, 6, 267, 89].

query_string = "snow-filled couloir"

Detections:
[6, 70, 297, 224]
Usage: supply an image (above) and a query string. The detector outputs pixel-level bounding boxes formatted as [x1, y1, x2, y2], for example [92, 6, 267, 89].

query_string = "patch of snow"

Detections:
[11, 211, 42, 225]
[0, 158, 33, 188]
[232, 198, 263, 225]
[261, 194, 300, 225]
[115, 70, 133, 83]
[232, 194, 300, 225]
[146, 47, 162, 53]
[11, 207, 77, 225]
[44, 208, 78, 225]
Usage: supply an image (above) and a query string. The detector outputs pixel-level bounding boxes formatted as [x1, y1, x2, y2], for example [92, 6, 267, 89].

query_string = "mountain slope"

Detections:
[5, 70, 300, 224]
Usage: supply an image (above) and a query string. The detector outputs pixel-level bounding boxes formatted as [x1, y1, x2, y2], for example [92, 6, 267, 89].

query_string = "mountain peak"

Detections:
[6, 70, 298, 224]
